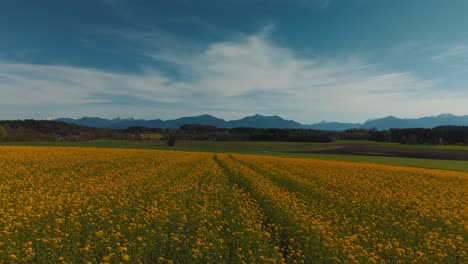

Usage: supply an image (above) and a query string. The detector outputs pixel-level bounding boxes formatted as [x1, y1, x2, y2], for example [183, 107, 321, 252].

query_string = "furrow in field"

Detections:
[1, 147, 466, 263]
[216, 154, 338, 263]
[0, 148, 213, 263]
[213, 155, 296, 263]
[142, 156, 283, 263]
[232, 154, 468, 263]
[0, 148, 286, 263]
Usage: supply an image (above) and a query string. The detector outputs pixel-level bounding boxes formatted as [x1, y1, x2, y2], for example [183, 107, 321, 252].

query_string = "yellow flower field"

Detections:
[0, 147, 466, 263]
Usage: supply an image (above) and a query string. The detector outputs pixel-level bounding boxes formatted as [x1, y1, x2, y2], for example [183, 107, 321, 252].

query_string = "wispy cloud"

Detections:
[1, 28, 465, 122]
[431, 45, 468, 61]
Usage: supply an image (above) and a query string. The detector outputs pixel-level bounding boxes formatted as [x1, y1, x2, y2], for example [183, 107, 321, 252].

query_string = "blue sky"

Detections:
[1, 0, 468, 123]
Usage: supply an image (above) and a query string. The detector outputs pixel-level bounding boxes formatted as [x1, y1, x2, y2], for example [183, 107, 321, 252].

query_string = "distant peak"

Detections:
[192, 114, 216, 119]
[244, 114, 266, 119]
[246, 114, 286, 120]
[384, 115, 398, 119]
[436, 113, 455, 118]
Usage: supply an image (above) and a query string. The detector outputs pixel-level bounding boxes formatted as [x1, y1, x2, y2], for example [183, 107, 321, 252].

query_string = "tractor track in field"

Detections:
[213, 155, 306, 262]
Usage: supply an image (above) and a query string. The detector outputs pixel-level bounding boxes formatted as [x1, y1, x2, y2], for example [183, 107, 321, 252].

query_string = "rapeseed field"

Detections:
[0, 147, 466, 263]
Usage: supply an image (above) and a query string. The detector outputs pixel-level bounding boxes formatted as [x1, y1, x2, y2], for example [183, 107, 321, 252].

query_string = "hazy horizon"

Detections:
[13, 112, 466, 126]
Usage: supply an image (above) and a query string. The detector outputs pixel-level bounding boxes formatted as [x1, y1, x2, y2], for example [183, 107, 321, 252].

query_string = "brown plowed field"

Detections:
[295, 144, 468, 161]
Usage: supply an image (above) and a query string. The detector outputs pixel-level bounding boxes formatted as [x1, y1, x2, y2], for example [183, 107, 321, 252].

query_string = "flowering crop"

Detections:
[0, 147, 466, 263]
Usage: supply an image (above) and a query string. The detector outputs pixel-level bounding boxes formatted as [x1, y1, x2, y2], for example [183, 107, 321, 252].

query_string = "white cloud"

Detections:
[1, 30, 466, 122]
[431, 45, 468, 61]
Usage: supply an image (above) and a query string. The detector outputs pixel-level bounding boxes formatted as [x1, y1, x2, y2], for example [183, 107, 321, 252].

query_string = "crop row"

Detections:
[0, 147, 466, 263]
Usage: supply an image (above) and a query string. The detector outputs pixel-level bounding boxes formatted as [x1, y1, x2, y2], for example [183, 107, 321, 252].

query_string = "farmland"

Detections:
[3, 140, 468, 172]
[0, 146, 467, 263]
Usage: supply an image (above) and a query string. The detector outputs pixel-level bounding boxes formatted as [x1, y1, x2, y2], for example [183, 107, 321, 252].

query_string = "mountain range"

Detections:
[56, 113, 468, 131]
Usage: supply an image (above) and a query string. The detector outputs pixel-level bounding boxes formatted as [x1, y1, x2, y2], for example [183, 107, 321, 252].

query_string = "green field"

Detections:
[2, 140, 468, 172]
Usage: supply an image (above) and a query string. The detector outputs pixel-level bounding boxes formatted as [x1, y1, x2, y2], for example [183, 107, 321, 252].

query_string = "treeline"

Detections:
[0, 122, 339, 143]
[177, 125, 339, 142]
[341, 126, 468, 145]
[2, 121, 468, 145]
[389, 126, 468, 145]
[175, 125, 468, 144]
[0, 120, 117, 141]
[122, 125, 339, 142]
[0, 120, 171, 142]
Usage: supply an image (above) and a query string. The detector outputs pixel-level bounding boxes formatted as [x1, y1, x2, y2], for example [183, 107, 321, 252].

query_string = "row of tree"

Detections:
[389, 126, 468, 145]
[340, 126, 468, 145]
[0, 120, 117, 141]
[2, 121, 468, 146]
[175, 125, 339, 142]
[159, 125, 468, 145]
[0, 125, 7, 141]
